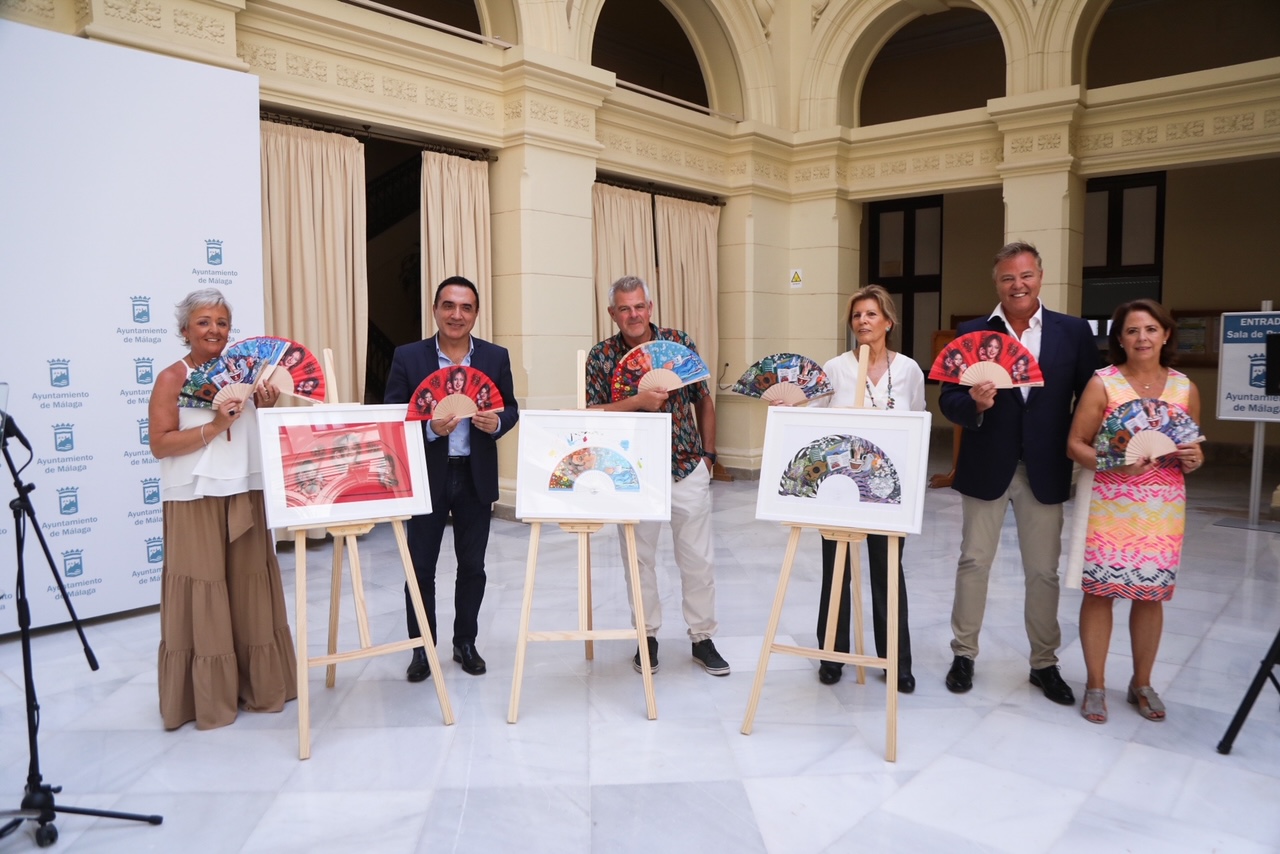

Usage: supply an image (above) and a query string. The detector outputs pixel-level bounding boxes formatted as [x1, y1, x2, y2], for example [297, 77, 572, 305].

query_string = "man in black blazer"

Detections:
[939, 242, 1097, 704]
[384, 276, 518, 681]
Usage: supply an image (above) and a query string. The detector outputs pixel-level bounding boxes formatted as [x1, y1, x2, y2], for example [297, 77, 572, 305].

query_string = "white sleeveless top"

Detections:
[160, 364, 265, 502]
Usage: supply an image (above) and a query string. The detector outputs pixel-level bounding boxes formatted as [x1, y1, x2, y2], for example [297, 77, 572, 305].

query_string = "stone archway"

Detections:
[798, 0, 1028, 131]
[572, 0, 777, 124]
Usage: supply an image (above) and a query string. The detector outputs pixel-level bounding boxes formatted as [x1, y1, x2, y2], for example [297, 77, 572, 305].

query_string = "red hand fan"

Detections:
[406, 365, 504, 421]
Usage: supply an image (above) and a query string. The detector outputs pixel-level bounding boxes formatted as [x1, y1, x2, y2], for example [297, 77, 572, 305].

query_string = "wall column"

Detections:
[990, 87, 1086, 314]
[490, 50, 612, 508]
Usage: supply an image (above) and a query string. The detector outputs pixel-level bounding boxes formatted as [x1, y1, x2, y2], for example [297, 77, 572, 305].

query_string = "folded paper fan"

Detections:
[637, 368, 682, 393]
[611, 339, 710, 400]
[178, 361, 220, 409]
[211, 383, 254, 410]
[960, 360, 1013, 389]
[265, 341, 326, 402]
[1095, 397, 1204, 471]
[930, 330, 1043, 387]
[178, 336, 292, 408]
[406, 365, 504, 421]
[1124, 430, 1178, 465]
[731, 353, 833, 404]
[762, 383, 809, 405]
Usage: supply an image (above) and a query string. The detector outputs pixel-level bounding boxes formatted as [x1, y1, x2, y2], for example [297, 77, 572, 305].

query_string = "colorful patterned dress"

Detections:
[1081, 365, 1190, 601]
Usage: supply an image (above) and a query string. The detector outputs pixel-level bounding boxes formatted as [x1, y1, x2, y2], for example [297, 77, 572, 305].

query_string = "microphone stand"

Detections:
[0, 433, 162, 846]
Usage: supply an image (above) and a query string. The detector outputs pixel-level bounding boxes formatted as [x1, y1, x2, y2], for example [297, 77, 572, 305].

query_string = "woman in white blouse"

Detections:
[815, 285, 925, 691]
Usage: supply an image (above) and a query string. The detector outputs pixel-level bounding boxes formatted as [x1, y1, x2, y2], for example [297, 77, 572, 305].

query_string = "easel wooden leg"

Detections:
[507, 522, 542, 723]
[294, 530, 312, 760]
[578, 529, 593, 661]
[324, 533, 344, 689]
[884, 535, 900, 762]
[850, 544, 866, 685]
[821, 539, 845, 671]
[742, 525, 803, 735]
[392, 519, 453, 725]
[623, 524, 656, 720]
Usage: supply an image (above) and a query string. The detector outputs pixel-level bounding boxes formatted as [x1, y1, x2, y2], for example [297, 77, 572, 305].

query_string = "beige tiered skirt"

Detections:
[158, 491, 297, 730]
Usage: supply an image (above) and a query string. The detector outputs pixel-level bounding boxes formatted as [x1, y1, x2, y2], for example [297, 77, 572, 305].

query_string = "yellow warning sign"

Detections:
[789, 268, 803, 288]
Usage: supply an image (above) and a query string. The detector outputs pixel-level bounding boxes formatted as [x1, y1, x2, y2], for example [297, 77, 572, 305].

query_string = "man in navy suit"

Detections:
[384, 276, 518, 682]
[939, 243, 1097, 704]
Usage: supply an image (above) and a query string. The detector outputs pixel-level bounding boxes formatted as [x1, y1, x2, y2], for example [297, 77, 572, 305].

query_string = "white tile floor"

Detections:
[2, 450, 1278, 853]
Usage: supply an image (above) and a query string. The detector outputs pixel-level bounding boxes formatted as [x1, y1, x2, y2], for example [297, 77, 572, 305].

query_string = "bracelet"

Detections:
[200, 424, 209, 446]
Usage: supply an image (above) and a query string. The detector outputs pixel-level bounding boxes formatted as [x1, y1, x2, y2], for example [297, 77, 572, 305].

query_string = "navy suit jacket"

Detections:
[383, 336, 518, 508]
[939, 308, 1097, 504]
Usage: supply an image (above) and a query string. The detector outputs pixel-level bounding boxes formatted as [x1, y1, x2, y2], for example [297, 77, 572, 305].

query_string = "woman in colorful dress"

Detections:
[147, 288, 297, 729]
[1067, 299, 1203, 724]
[813, 285, 925, 692]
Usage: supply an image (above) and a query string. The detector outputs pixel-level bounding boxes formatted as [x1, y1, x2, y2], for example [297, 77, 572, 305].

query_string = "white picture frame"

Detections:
[257, 403, 431, 529]
[515, 410, 672, 522]
[755, 406, 932, 534]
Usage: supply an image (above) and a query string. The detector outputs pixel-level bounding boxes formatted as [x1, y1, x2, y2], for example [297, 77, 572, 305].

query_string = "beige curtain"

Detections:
[421, 151, 492, 339]
[591, 183, 657, 340]
[655, 195, 721, 383]
[260, 122, 368, 404]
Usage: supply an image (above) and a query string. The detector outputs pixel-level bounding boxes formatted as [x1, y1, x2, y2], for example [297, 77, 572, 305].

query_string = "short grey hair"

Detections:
[175, 288, 231, 345]
[608, 275, 651, 307]
[992, 241, 1042, 279]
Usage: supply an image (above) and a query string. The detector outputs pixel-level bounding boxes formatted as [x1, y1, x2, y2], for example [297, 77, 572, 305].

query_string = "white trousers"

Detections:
[619, 462, 718, 642]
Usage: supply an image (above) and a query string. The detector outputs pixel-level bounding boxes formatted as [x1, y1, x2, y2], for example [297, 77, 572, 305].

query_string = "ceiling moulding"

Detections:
[242, 0, 505, 80]
[77, 0, 247, 72]
[1075, 58, 1280, 175]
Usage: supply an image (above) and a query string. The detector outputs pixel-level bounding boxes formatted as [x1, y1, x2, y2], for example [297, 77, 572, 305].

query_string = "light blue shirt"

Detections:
[424, 335, 474, 456]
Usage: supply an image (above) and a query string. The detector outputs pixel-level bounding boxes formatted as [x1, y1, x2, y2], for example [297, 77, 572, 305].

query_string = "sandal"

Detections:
[1081, 689, 1107, 724]
[1127, 682, 1166, 721]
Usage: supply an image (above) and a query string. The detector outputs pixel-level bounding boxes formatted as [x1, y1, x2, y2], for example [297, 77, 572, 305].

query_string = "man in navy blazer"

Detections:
[384, 276, 518, 682]
[939, 242, 1097, 704]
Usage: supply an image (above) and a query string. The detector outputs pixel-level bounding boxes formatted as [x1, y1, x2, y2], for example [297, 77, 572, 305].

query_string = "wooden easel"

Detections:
[288, 350, 453, 760]
[739, 344, 903, 761]
[508, 350, 657, 722]
[507, 519, 656, 722]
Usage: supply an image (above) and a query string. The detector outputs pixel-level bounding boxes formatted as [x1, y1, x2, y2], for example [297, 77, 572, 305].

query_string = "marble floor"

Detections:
[1, 450, 1279, 853]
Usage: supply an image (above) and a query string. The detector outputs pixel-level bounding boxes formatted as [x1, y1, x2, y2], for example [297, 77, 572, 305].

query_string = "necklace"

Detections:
[1124, 368, 1165, 393]
[865, 352, 894, 410]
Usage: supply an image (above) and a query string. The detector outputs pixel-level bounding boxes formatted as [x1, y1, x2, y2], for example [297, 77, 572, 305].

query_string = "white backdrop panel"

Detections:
[0, 21, 264, 630]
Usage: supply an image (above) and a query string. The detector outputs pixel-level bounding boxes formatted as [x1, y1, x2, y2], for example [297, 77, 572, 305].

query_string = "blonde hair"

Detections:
[845, 285, 900, 346]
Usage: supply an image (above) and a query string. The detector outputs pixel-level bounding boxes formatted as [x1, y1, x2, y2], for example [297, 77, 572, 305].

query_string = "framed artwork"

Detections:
[257, 404, 431, 529]
[515, 410, 672, 522]
[755, 407, 932, 534]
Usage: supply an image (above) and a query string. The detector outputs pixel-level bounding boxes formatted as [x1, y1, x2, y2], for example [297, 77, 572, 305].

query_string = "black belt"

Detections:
[447, 456, 470, 465]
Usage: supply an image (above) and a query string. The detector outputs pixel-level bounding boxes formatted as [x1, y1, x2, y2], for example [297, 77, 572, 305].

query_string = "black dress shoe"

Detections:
[945, 655, 974, 693]
[897, 672, 916, 694]
[406, 648, 430, 683]
[1029, 665, 1075, 705]
[818, 662, 843, 685]
[452, 642, 486, 675]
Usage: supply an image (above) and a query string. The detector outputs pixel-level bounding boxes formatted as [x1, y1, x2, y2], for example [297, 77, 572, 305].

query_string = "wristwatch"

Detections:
[704, 452, 717, 464]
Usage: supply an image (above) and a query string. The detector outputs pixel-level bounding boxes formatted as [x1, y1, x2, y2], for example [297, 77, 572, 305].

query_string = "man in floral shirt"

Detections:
[585, 275, 730, 677]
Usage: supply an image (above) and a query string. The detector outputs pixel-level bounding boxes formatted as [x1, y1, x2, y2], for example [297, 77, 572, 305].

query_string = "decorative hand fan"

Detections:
[178, 361, 220, 409]
[929, 330, 1044, 387]
[1094, 398, 1204, 471]
[264, 341, 327, 402]
[610, 339, 710, 400]
[179, 336, 292, 409]
[731, 353, 834, 405]
[406, 365, 504, 421]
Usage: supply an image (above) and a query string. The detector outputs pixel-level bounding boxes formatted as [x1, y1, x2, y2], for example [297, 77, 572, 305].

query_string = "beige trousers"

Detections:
[619, 462, 718, 642]
[949, 463, 1065, 669]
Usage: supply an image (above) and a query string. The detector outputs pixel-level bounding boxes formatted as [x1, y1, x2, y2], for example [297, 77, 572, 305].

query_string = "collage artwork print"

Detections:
[277, 421, 413, 508]
[778, 432, 902, 505]
[546, 428, 648, 495]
